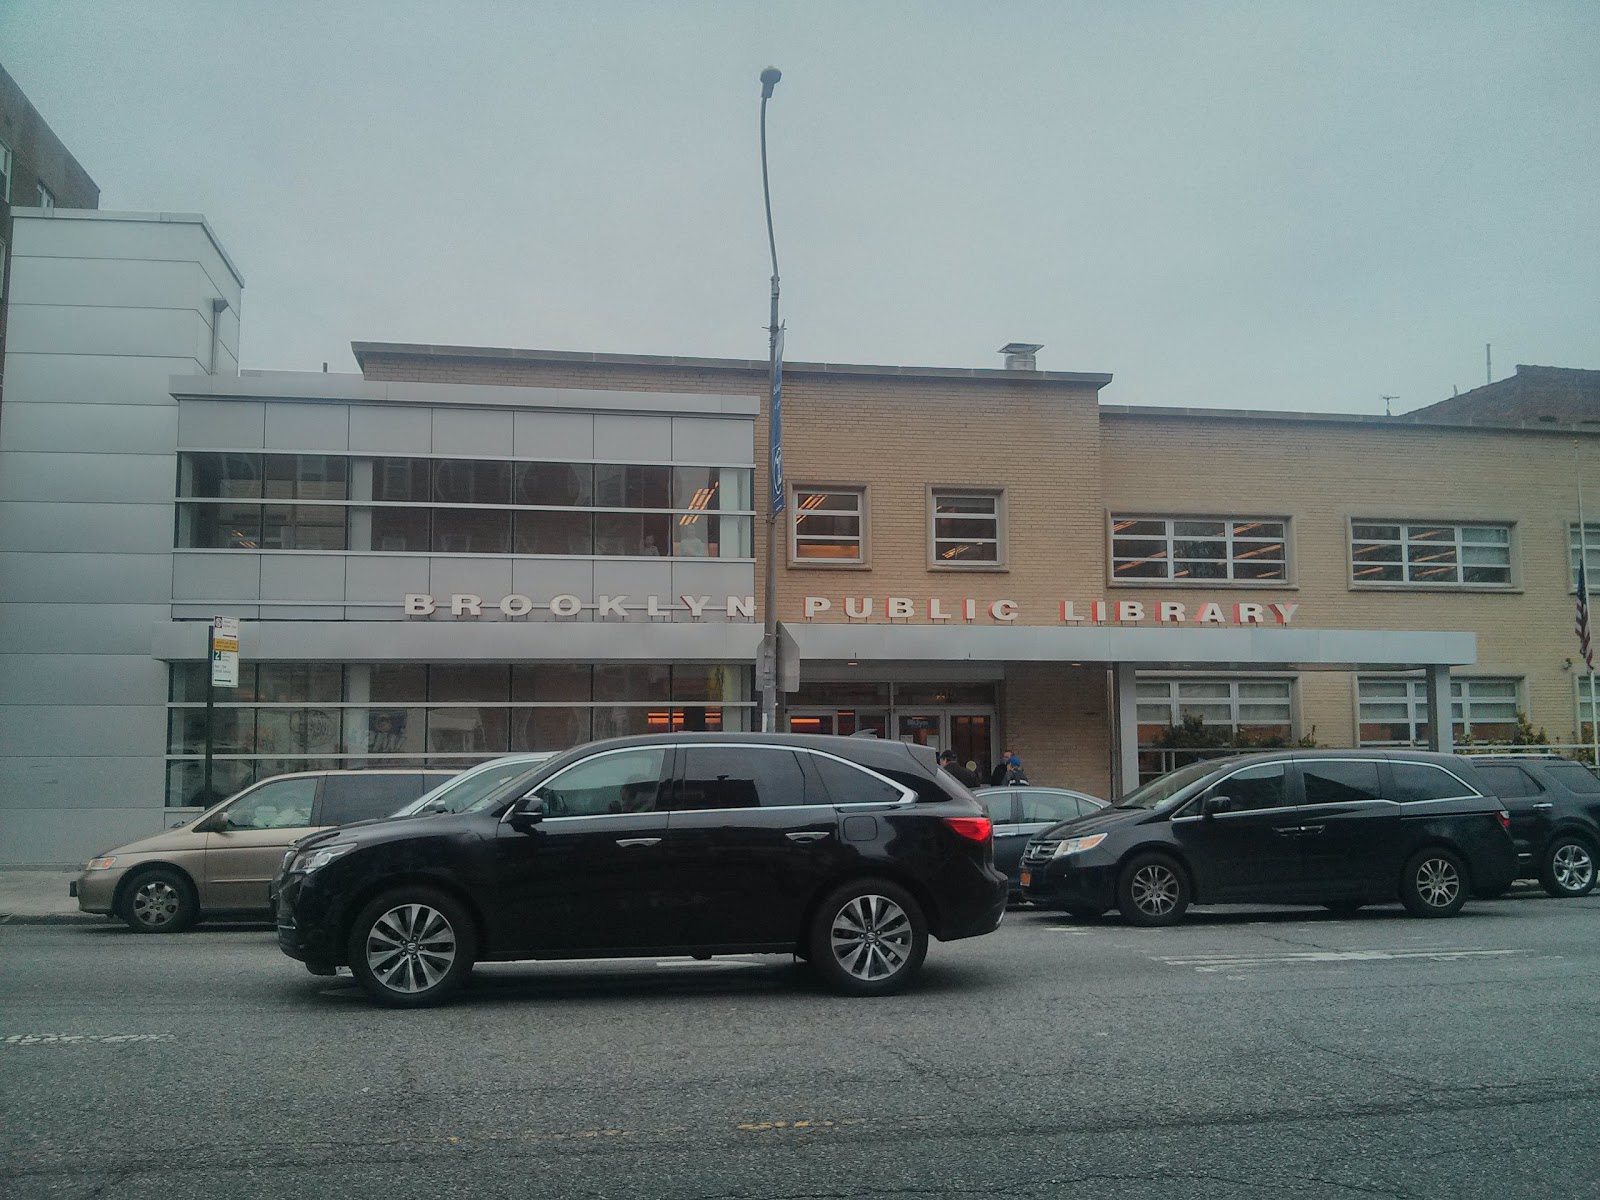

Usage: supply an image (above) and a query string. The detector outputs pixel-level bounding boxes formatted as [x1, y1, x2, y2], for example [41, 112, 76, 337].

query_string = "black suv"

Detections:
[1467, 755, 1599, 898]
[1020, 750, 1517, 925]
[274, 734, 1008, 1006]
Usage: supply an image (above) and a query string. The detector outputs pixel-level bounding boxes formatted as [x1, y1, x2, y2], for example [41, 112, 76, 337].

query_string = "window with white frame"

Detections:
[35, 182, 55, 209]
[1135, 678, 1294, 743]
[792, 487, 864, 562]
[1577, 676, 1600, 741]
[1349, 521, 1511, 586]
[1111, 516, 1288, 582]
[0, 141, 11, 202]
[1567, 523, 1600, 588]
[930, 489, 1001, 565]
[1356, 676, 1521, 746]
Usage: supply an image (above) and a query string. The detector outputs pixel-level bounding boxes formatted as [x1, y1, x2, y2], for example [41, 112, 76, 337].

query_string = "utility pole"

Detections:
[1382, 395, 1398, 417]
[758, 66, 784, 733]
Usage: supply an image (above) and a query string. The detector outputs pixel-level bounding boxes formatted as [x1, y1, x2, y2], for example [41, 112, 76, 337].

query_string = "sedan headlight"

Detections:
[288, 843, 355, 874]
[1053, 834, 1107, 859]
[85, 856, 117, 871]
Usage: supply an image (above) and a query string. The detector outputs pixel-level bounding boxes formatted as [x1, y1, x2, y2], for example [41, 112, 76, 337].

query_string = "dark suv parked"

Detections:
[274, 734, 1008, 1006]
[1467, 755, 1599, 898]
[1020, 750, 1517, 925]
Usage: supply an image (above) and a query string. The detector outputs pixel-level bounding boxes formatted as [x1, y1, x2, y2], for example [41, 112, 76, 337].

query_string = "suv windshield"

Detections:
[1114, 759, 1231, 810]
[391, 756, 554, 817]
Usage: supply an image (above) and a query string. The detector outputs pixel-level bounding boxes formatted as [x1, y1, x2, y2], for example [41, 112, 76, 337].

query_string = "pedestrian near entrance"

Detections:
[1004, 753, 1029, 786]
[990, 749, 1013, 786]
[940, 749, 980, 789]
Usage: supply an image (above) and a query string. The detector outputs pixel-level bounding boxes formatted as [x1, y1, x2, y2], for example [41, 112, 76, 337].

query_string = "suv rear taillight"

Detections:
[944, 816, 992, 842]
[1496, 809, 1511, 832]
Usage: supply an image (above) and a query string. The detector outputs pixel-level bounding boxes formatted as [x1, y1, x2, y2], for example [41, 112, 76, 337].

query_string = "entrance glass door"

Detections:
[897, 714, 943, 754]
[948, 712, 993, 782]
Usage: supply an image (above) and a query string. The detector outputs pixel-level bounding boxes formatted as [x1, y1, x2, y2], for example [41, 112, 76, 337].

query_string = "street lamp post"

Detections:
[758, 66, 784, 732]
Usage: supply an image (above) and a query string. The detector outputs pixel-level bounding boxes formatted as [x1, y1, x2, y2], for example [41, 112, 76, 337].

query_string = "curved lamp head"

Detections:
[760, 66, 782, 98]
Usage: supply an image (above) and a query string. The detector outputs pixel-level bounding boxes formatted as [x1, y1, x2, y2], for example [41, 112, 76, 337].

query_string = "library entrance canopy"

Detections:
[783, 623, 1475, 672]
[783, 623, 1478, 794]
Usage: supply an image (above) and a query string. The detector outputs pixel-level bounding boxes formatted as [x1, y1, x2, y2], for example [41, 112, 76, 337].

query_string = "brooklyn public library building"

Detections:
[3, 207, 1599, 864]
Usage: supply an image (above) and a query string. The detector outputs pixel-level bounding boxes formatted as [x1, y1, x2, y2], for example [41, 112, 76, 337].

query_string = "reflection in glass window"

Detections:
[433, 460, 510, 504]
[515, 462, 594, 506]
[793, 489, 864, 561]
[181, 502, 263, 548]
[262, 504, 347, 550]
[1112, 516, 1287, 582]
[676, 747, 805, 810]
[432, 508, 511, 553]
[1387, 762, 1472, 802]
[533, 747, 667, 817]
[426, 707, 509, 755]
[1300, 760, 1381, 805]
[595, 464, 672, 509]
[513, 510, 594, 555]
[264, 454, 348, 500]
[1207, 763, 1287, 811]
[222, 776, 319, 829]
[372, 458, 432, 502]
[594, 512, 671, 556]
[511, 707, 593, 752]
[512, 664, 594, 703]
[1350, 522, 1511, 586]
[932, 491, 1001, 564]
[369, 507, 430, 552]
[182, 453, 263, 498]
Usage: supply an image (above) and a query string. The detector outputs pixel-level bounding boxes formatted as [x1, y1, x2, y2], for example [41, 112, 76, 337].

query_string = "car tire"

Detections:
[1322, 901, 1364, 915]
[1539, 836, 1597, 898]
[1116, 854, 1190, 927]
[119, 868, 199, 933]
[1399, 848, 1468, 917]
[808, 879, 928, 997]
[346, 888, 477, 1008]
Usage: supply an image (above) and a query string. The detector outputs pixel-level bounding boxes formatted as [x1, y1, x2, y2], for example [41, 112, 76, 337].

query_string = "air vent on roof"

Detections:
[1000, 343, 1043, 371]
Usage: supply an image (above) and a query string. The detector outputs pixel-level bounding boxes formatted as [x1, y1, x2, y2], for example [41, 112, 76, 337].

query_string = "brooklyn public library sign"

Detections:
[403, 593, 1301, 626]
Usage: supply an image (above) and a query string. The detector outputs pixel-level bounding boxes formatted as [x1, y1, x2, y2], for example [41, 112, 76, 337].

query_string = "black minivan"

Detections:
[274, 734, 1008, 1005]
[1021, 750, 1517, 925]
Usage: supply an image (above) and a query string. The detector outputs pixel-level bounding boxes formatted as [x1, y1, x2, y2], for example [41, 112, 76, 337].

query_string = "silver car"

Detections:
[74, 769, 454, 932]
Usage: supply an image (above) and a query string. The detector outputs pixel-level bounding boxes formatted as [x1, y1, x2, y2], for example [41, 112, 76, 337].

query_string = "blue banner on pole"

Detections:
[769, 326, 785, 515]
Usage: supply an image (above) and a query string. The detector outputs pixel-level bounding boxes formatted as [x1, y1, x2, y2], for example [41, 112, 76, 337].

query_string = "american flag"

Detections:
[1578, 558, 1596, 672]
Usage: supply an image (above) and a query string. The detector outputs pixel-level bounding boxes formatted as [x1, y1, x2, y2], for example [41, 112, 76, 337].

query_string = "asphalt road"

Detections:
[2, 890, 1597, 1200]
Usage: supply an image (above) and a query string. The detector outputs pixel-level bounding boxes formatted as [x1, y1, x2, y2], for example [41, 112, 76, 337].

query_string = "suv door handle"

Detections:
[786, 831, 831, 843]
[615, 837, 662, 848]
[1533, 803, 1554, 811]
[1271, 826, 1301, 838]
[1298, 824, 1326, 836]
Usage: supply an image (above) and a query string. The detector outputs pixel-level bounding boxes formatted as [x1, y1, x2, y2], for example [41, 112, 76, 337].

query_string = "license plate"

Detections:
[1020, 871, 1031, 887]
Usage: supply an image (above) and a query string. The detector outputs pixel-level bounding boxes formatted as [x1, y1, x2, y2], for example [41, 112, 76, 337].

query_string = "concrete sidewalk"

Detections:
[0, 870, 102, 925]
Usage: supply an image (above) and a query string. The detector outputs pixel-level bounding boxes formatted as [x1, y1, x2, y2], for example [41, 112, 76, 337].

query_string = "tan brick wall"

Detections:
[360, 350, 1600, 782]
[1102, 413, 1600, 748]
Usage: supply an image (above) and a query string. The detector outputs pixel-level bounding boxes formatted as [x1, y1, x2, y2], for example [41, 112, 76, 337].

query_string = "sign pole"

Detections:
[206, 615, 241, 803]
[203, 642, 216, 804]
[1579, 454, 1598, 765]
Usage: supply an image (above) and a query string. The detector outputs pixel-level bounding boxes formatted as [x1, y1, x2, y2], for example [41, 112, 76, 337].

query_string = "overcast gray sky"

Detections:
[5, 1, 1597, 413]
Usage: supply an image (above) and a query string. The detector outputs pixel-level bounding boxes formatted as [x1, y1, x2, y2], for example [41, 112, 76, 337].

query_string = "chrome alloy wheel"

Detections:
[1130, 863, 1180, 917]
[130, 879, 181, 928]
[830, 894, 913, 982]
[1414, 856, 1462, 909]
[365, 903, 457, 994]
[1551, 843, 1595, 893]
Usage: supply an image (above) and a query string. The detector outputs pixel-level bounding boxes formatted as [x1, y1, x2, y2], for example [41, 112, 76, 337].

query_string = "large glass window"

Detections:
[931, 491, 1001, 565]
[165, 661, 754, 806]
[175, 452, 753, 558]
[1350, 521, 1511, 586]
[1112, 516, 1288, 582]
[793, 488, 864, 562]
[1356, 676, 1521, 746]
[1135, 676, 1294, 783]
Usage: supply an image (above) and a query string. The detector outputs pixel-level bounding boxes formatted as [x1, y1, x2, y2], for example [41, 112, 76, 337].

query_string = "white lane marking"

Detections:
[1047, 929, 1095, 936]
[1154, 948, 1527, 973]
[3, 1033, 176, 1046]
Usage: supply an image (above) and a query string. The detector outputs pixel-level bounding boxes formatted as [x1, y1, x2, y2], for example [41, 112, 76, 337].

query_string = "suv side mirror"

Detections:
[1203, 795, 1233, 819]
[508, 801, 545, 834]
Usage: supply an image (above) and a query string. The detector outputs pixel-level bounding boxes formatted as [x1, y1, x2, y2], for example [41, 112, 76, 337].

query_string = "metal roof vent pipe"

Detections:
[1000, 342, 1043, 371]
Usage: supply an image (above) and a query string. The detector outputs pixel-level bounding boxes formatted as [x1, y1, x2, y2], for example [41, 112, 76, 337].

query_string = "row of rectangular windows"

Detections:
[798, 490, 1600, 590]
